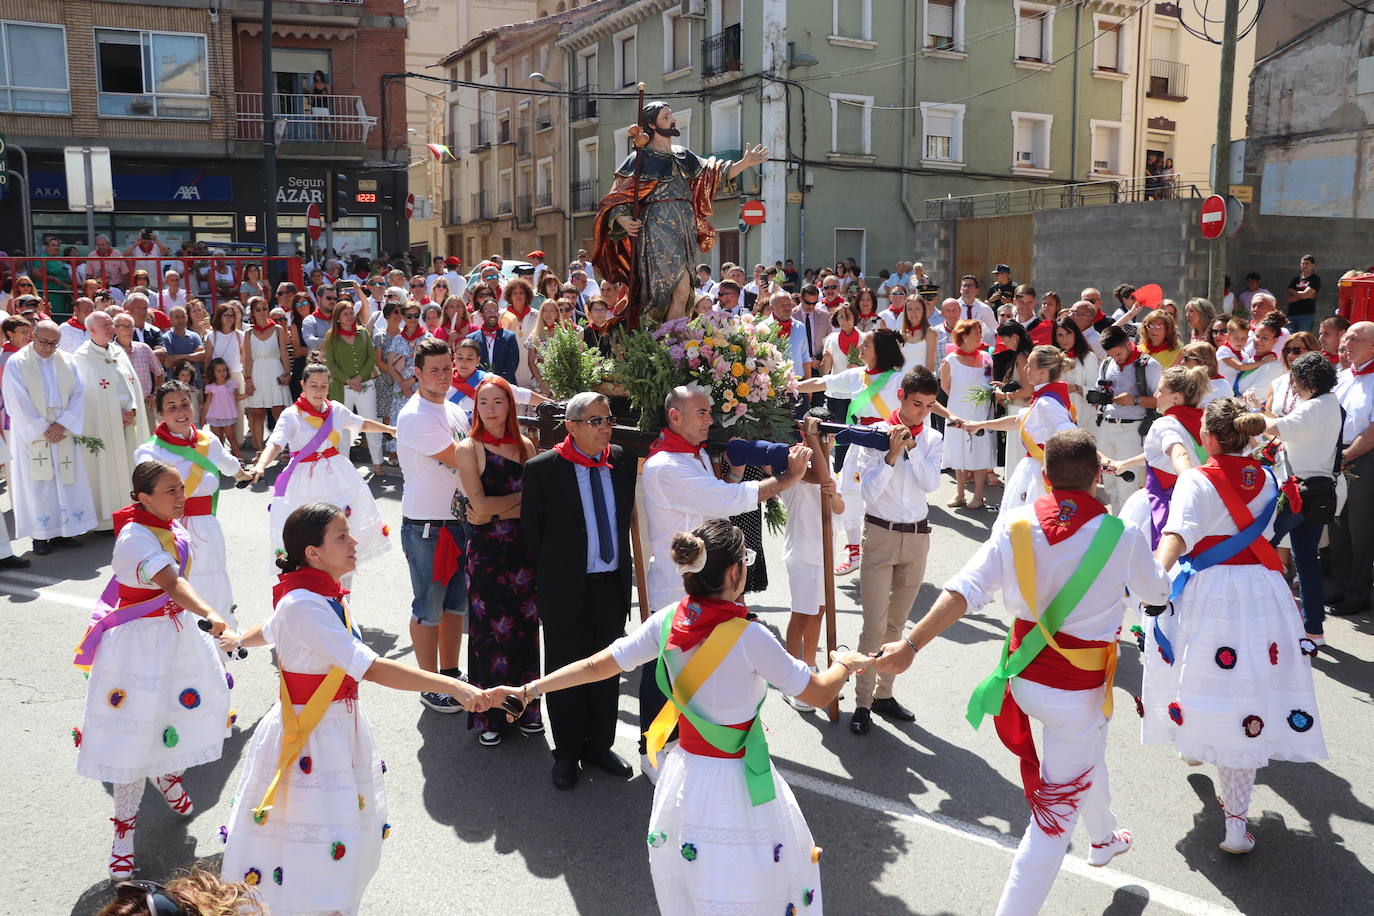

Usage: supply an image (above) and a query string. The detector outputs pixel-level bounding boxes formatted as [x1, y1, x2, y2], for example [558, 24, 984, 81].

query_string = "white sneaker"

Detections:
[1305, 633, 1326, 647]
[478, 730, 501, 746]
[1087, 829, 1132, 866]
[786, 694, 815, 713]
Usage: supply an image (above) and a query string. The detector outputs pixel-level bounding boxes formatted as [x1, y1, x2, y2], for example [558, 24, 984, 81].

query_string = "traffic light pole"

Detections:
[325, 170, 335, 262]
[262, 0, 278, 266]
[1210, 0, 1239, 311]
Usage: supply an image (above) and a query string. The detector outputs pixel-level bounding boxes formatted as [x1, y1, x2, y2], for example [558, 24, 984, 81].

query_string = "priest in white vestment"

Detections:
[0, 321, 97, 553]
[74, 311, 150, 530]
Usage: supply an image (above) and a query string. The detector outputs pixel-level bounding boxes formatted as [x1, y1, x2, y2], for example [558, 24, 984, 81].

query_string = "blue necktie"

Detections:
[588, 467, 613, 563]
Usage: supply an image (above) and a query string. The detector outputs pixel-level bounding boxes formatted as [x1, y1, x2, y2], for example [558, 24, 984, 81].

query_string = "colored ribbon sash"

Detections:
[1019, 391, 1076, 464]
[273, 409, 337, 498]
[966, 517, 1121, 809]
[645, 614, 776, 807]
[252, 596, 359, 825]
[73, 525, 190, 671]
[150, 431, 221, 514]
[1143, 467, 1173, 551]
[846, 369, 896, 423]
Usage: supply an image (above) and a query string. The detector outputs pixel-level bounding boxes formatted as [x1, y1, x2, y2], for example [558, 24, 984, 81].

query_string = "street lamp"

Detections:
[529, 72, 563, 89]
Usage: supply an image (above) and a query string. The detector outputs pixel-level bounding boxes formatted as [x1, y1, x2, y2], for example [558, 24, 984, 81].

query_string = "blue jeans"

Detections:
[401, 520, 469, 626]
[1287, 312, 1316, 334]
[1270, 506, 1324, 634]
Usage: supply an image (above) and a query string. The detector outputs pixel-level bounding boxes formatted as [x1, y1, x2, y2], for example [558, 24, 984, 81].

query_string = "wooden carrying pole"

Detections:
[820, 490, 840, 723]
[632, 506, 652, 622]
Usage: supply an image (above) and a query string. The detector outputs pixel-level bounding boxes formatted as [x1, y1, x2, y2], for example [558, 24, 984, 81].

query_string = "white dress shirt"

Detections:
[853, 423, 944, 524]
[1335, 360, 1374, 445]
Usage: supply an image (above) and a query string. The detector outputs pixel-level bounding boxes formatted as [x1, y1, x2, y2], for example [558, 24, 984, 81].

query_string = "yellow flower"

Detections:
[685, 339, 699, 350]
[767, 387, 775, 398]
[731, 362, 745, 377]
[736, 382, 750, 398]
[702, 336, 716, 347]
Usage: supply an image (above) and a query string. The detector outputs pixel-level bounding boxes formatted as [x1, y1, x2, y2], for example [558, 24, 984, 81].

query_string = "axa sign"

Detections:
[277, 175, 324, 204]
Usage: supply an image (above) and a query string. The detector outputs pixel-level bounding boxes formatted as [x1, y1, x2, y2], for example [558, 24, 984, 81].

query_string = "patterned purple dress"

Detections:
[466, 449, 542, 732]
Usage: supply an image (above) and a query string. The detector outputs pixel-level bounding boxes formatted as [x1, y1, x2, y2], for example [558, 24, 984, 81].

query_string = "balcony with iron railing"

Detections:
[516, 195, 533, 225]
[498, 122, 512, 145]
[470, 191, 492, 220]
[570, 86, 598, 123]
[471, 121, 491, 150]
[1147, 59, 1188, 101]
[702, 24, 742, 80]
[445, 196, 463, 226]
[923, 172, 1209, 219]
[537, 113, 553, 131]
[235, 92, 375, 144]
[516, 126, 530, 157]
[571, 178, 599, 213]
[497, 195, 513, 216]
[536, 191, 553, 210]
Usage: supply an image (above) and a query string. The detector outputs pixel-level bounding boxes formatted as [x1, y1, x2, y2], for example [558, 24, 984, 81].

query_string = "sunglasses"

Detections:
[409, 282, 425, 288]
[403, 311, 421, 319]
[115, 880, 187, 916]
[557, 305, 574, 313]
[1283, 346, 1308, 355]
[572, 415, 613, 428]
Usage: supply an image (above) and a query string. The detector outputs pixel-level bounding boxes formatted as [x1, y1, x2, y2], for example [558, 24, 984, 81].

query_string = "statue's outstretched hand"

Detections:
[741, 144, 770, 168]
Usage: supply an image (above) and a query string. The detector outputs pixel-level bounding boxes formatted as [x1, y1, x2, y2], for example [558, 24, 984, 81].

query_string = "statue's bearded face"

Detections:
[653, 109, 681, 137]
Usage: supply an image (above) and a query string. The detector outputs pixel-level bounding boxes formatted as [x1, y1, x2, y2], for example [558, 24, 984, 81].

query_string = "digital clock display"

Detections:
[355, 193, 377, 203]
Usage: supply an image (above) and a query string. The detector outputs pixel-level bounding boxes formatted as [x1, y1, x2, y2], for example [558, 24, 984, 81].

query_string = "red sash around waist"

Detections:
[678, 716, 751, 759]
[281, 669, 360, 705]
[1152, 467, 1178, 489]
[297, 447, 340, 465]
[182, 495, 214, 517]
[1193, 534, 1269, 567]
[1008, 618, 1110, 692]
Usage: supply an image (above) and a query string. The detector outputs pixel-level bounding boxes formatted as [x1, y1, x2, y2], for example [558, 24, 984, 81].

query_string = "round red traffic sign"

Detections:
[1200, 194, 1226, 240]
[305, 203, 323, 241]
[404, 193, 415, 221]
[741, 200, 766, 226]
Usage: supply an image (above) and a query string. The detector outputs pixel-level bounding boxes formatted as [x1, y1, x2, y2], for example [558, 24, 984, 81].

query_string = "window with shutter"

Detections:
[926, 0, 955, 50]
[1017, 10, 1045, 61]
[1095, 24, 1120, 71]
[925, 111, 955, 160]
[2, 23, 70, 114]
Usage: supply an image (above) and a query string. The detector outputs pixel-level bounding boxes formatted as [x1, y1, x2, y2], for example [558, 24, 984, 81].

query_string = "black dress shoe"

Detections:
[551, 759, 578, 791]
[1330, 601, 1371, 617]
[0, 555, 31, 569]
[31, 539, 52, 556]
[582, 748, 633, 779]
[871, 697, 916, 722]
[849, 707, 872, 736]
[50, 536, 82, 549]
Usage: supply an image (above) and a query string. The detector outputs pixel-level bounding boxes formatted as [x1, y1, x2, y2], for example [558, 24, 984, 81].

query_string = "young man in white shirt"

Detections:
[955, 275, 998, 347]
[873, 428, 1170, 915]
[847, 367, 944, 735]
[396, 336, 472, 714]
[638, 384, 810, 777]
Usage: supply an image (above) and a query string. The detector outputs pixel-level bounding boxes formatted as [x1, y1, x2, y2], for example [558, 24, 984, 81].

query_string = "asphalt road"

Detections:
[4, 455, 1372, 915]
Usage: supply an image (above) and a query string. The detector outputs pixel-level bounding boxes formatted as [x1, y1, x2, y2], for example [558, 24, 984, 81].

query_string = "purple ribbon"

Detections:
[73, 527, 190, 669]
[272, 410, 335, 498]
[1143, 466, 1172, 550]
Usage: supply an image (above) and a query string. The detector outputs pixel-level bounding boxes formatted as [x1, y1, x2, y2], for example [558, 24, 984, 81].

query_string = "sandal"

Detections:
[947, 496, 967, 508]
[967, 499, 986, 510]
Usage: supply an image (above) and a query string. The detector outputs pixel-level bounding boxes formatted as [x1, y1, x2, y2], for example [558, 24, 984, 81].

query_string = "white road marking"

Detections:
[616, 724, 1235, 915]
[0, 570, 65, 587]
[0, 582, 97, 606]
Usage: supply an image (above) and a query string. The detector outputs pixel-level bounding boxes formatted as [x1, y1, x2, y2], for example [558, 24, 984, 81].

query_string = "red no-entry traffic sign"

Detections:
[742, 200, 766, 226]
[305, 203, 323, 241]
[404, 193, 415, 221]
[1200, 195, 1226, 240]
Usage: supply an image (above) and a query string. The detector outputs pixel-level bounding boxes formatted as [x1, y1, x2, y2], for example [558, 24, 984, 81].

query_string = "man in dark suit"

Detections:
[522, 391, 637, 790]
[466, 297, 519, 384]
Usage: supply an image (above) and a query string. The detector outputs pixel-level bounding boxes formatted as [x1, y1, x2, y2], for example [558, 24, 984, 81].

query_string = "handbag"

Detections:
[1296, 404, 1345, 526]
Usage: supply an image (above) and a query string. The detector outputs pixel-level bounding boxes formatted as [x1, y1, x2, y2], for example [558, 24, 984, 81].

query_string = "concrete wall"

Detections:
[1231, 212, 1374, 314]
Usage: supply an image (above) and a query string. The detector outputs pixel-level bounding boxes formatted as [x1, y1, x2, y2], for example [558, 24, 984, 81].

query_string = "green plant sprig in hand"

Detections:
[71, 434, 106, 455]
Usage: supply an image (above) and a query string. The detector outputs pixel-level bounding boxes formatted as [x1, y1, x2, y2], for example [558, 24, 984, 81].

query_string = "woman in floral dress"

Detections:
[455, 375, 541, 746]
[381, 303, 428, 415]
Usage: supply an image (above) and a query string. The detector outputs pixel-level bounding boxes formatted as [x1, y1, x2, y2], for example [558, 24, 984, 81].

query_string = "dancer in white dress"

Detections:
[135, 380, 252, 630]
[241, 299, 291, 453]
[940, 319, 998, 508]
[221, 503, 481, 916]
[488, 521, 871, 915]
[1142, 398, 1327, 854]
[73, 460, 236, 878]
[1115, 366, 1209, 549]
[248, 363, 395, 568]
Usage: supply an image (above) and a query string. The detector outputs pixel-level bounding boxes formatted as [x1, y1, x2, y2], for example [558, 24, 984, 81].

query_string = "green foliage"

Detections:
[763, 496, 787, 537]
[615, 330, 675, 432]
[537, 324, 608, 399]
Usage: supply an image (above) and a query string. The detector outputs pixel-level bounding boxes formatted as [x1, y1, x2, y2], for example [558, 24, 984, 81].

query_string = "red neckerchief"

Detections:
[668, 595, 750, 651]
[3, 343, 20, 353]
[507, 302, 531, 322]
[400, 324, 426, 342]
[1205, 454, 1266, 502]
[1062, 347, 1077, 359]
[956, 347, 983, 358]
[1032, 381, 1073, 414]
[65, 317, 86, 331]
[294, 395, 329, 420]
[822, 296, 845, 310]
[553, 435, 613, 468]
[471, 423, 517, 447]
[648, 428, 704, 458]
[1210, 373, 1224, 381]
[1322, 350, 1340, 365]
[154, 422, 198, 447]
[1164, 405, 1203, 445]
[1094, 309, 1107, 323]
[311, 308, 328, 323]
[838, 328, 859, 354]
[1033, 489, 1107, 546]
[886, 408, 923, 439]
[252, 318, 274, 331]
[1141, 339, 1172, 358]
[1112, 342, 1142, 368]
[482, 326, 499, 339]
[450, 368, 484, 402]
[272, 567, 347, 608]
[1353, 358, 1374, 377]
[112, 504, 173, 536]
[337, 326, 357, 341]
[776, 320, 792, 338]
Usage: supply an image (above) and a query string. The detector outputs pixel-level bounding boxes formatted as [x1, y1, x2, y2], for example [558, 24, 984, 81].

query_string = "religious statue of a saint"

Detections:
[592, 100, 768, 328]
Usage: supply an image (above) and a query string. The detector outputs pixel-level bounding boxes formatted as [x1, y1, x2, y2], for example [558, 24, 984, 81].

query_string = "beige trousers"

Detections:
[855, 520, 930, 707]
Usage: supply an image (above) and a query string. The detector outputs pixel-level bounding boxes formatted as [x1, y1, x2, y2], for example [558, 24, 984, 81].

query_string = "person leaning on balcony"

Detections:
[84, 235, 128, 291]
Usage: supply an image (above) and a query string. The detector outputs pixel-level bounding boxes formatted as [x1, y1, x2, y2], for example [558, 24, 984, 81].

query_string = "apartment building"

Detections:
[0, 0, 406, 259]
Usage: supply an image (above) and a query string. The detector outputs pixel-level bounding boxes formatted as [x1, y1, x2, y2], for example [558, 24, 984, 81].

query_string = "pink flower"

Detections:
[688, 356, 701, 369]
[734, 403, 748, 416]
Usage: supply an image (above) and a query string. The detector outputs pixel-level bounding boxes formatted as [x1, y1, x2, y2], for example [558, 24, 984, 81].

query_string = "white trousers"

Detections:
[1094, 421, 1144, 513]
[995, 679, 1118, 916]
[342, 382, 383, 466]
